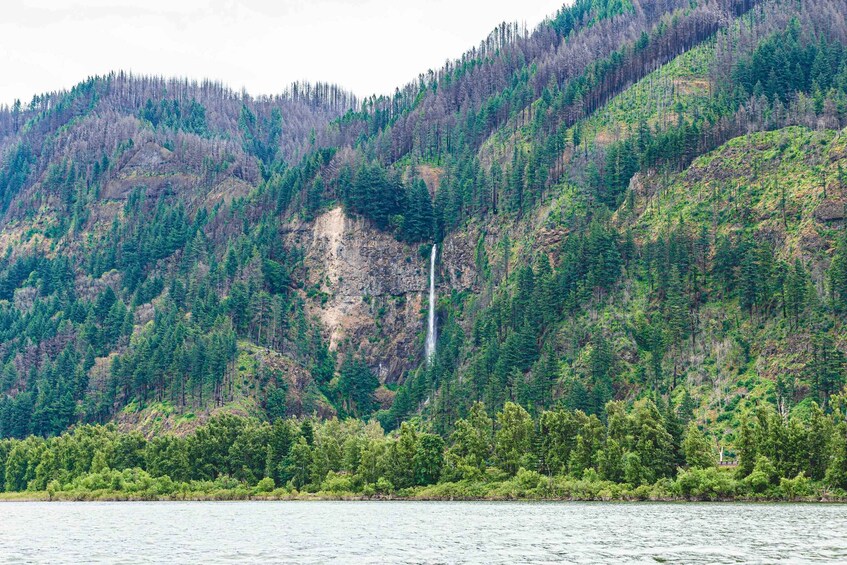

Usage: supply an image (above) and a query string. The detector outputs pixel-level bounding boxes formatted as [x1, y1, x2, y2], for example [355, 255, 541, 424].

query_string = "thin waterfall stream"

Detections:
[425, 244, 437, 363]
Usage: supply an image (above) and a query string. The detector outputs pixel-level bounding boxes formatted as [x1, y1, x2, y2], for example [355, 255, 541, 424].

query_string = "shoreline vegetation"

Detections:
[3, 399, 847, 505]
[2, 473, 847, 503]
[2, 487, 847, 504]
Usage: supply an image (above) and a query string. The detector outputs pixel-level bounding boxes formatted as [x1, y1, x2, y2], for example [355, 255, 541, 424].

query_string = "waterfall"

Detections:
[425, 244, 437, 363]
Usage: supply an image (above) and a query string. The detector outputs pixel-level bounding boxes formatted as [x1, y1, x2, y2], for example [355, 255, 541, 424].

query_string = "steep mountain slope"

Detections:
[377, 0, 847, 438]
[0, 76, 357, 434]
[0, 0, 846, 451]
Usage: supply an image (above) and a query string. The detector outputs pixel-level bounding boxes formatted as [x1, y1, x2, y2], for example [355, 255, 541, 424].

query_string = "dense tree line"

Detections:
[2, 397, 847, 500]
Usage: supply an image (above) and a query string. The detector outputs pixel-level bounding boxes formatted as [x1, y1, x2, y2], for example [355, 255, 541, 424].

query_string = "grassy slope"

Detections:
[477, 40, 715, 172]
[114, 341, 336, 436]
[622, 126, 846, 444]
[634, 127, 844, 256]
[575, 42, 716, 150]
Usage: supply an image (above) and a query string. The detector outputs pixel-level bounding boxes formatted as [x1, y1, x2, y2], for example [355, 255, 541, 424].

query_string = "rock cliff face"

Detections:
[284, 207, 478, 383]
[100, 141, 254, 206]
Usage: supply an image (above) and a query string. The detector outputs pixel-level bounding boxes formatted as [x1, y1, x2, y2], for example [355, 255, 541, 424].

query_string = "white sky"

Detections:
[0, 0, 563, 106]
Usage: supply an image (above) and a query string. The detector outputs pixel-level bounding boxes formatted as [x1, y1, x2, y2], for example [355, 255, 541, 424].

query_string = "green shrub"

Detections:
[674, 467, 737, 500]
[375, 477, 394, 494]
[322, 471, 354, 493]
[256, 477, 275, 493]
[779, 472, 812, 499]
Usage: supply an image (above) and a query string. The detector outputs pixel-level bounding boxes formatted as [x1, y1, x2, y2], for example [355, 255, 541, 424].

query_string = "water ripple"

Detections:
[1, 501, 846, 564]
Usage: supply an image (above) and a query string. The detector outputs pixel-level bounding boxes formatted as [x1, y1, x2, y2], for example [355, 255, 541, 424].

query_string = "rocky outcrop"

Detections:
[814, 199, 847, 222]
[283, 207, 482, 383]
[101, 142, 196, 200]
[284, 208, 424, 382]
[440, 228, 480, 294]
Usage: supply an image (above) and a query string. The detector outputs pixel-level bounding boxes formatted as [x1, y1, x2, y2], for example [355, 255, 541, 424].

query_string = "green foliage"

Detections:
[444, 402, 493, 481]
[674, 467, 737, 500]
[0, 143, 33, 213]
[1, 398, 844, 501]
[682, 422, 716, 469]
[339, 163, 434, 242]
[140, 98, 208, 135]
[494, 402, 534, 476]
[828, 232, 847, 311]
[239, 105, 282, 170]
[337, 354, 379, 417]
[733, 21, 847, 104]
[551, 0, 634, 36]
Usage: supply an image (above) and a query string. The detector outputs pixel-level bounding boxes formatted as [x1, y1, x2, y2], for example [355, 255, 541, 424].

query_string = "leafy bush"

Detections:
[674, 467, 737, 500]
[321, 471, 354, 493]
[256, 477, 275, 493]
[779, 473, 812, 499]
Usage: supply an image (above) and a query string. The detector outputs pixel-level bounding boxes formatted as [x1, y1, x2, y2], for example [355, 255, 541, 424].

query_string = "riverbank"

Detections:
[2, 491, 844, 503]
[5, 409, 847, 506]
[3, 471, 845, 503]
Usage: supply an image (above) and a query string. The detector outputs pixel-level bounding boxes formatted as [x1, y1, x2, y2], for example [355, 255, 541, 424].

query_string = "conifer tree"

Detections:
[828, 232, 847, 311]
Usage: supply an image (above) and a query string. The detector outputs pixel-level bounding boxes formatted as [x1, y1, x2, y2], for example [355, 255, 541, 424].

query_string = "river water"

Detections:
[1, 501, 845, 563]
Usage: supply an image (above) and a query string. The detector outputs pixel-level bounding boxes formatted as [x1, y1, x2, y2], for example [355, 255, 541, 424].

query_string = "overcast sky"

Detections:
[0, 0, 563, 106]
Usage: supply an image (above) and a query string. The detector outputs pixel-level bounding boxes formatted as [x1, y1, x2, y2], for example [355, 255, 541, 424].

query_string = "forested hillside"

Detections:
[1, 0, 847, 498]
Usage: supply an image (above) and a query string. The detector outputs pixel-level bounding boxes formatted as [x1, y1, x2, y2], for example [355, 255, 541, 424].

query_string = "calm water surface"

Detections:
[1, 501, 846, 564]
